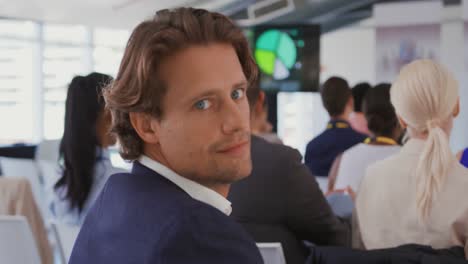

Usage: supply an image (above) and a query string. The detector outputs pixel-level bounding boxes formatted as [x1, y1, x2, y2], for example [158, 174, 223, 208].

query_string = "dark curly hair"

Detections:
[352, 82, 371, 112]
[363, 83, 399, 137]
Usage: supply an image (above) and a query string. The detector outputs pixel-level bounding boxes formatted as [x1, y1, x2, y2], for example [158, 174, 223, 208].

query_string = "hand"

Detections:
[325, 188, 347, 196]
[345, 186, 356, 202]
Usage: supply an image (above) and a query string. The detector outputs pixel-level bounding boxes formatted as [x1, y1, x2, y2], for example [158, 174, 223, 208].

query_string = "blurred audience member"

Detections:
[305, 77, 366, 180]
[356, 60, 468, 257]
[249, 80, 282, 144]
[349, 82, 371, 135]
[229, 79, 350, 264]
[329, 83, 401, 192]
[50, 73, 125, 225]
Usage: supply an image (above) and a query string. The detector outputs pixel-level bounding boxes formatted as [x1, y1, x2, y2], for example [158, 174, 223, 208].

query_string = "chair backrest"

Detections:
[257, 243, 286, 264]
[51, 222, 80, 264]
[35, 140, 61, 194]
[0, 157, 48, 219]
[37, 160, 59, 194]
[0, 215, 42, 264]
[326, 192, 354, 219]
[35, 139, 60, 164]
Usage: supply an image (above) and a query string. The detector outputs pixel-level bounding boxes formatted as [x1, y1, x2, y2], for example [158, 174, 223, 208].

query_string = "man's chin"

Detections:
[223, 159, 252, 182]
[188, 155, 252, 185]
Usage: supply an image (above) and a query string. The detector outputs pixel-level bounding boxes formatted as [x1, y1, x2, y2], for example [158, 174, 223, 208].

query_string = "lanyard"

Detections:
[364, 136, 398, 145]
[327, 122, 349, 129]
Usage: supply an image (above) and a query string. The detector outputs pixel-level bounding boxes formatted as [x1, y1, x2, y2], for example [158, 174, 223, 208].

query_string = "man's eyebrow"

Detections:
[233, 81, 248, 88]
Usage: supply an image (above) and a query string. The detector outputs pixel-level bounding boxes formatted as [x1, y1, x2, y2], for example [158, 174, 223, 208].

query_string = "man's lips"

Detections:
[217, 140, 249, 154]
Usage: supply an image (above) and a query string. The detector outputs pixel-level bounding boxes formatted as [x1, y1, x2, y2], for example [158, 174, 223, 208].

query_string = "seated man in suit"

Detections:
[228, 84, 350, 264]
[70, 8, 263, 264]
[305, 77, 367, 178]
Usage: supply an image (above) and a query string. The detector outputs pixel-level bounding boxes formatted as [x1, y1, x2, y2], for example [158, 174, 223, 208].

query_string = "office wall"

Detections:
[320, 23, 376, 86]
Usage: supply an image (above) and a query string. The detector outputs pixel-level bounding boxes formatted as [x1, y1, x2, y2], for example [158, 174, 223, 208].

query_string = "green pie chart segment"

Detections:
[255, 30, 297, 80]
[256, 30, 280, 51]
[277, 33, 297, 68]
[255, 50, 275, 75]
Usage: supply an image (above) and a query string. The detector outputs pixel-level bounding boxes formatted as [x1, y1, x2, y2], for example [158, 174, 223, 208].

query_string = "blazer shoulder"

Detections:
[157, 202, 262, 263]
[95, 170, 204, 221]
[253, 136, 302, 162]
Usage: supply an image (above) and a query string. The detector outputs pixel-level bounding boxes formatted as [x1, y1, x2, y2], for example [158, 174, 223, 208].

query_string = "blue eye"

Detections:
[231, 88, 244, 100]
[194, 99, 211, 110]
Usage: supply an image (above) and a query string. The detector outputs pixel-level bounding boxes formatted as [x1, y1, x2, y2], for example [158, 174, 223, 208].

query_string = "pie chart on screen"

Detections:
[255, 30, 297, 80]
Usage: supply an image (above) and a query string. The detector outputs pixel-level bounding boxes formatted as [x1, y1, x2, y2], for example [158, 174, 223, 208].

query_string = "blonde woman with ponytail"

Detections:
[355, 60, 468, 257]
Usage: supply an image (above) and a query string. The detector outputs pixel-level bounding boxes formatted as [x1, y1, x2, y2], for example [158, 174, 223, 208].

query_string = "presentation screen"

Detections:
[249, 24, 320, 92]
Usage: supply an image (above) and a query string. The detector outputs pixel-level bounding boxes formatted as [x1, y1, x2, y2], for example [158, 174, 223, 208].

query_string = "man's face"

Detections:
[154, 43, 251, 187]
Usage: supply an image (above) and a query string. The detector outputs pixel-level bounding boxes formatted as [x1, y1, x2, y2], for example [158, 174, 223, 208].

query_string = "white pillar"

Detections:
[440, 6, 466, 150]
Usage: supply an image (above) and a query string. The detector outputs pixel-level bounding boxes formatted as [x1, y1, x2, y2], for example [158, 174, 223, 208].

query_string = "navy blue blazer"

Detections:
[304, 120, 367, 176]
[69, 161, 263, 264]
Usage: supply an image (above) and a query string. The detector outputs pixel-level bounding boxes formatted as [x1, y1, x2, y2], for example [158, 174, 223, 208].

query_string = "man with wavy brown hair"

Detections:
[70, 8, 263, 264]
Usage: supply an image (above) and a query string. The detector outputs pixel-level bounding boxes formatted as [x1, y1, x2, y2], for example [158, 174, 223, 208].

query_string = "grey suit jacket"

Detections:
[229, 136, 350, 264]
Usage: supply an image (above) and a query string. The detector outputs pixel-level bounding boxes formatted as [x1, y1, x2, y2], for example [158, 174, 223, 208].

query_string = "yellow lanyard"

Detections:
[364, 136, 398, 145]
[327, 122, 349, 129]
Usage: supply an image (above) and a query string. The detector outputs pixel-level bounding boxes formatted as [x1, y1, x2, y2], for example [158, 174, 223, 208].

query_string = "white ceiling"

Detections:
[0, 0, 238, 30]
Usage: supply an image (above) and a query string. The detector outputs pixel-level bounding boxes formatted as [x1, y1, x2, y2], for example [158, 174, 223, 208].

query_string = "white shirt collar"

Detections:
[138, 155, 232, 215]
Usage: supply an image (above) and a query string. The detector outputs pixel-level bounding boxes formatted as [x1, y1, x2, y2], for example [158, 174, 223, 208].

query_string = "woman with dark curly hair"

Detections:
[328, 83, 402, 192]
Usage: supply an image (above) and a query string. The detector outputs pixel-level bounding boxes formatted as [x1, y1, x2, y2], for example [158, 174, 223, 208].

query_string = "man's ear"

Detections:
[348, 97, 354, 111]
[129, 112, 160, 144]
[254, 91, 266, 114]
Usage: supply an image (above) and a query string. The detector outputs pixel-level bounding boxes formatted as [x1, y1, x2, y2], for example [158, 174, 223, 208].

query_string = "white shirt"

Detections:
[335, 143, 401, 191]
[139, 155, 232, 215]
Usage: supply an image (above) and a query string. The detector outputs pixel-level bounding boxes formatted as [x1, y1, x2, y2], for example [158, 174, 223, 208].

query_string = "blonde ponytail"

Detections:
[390, 60, 458, 222]
[415, 125, 453, 220]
